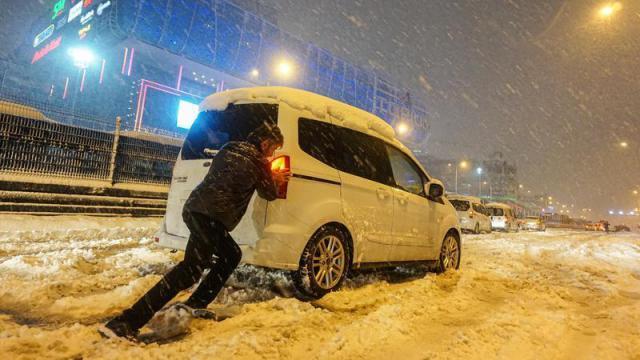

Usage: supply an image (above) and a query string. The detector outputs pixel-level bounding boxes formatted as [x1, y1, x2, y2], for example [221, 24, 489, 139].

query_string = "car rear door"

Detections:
[165, 103, 278, 243]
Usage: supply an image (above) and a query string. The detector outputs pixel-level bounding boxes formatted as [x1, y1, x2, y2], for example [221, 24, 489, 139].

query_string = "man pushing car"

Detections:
[100, 122, 290, 340]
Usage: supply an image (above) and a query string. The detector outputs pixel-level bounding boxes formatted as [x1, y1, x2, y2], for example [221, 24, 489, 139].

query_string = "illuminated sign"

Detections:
[97, 1, 111, 16]
[78, 24, 92, 40]
[80, 10, 94, 25]
[31, 36, 62, 64]
[68, 1, 83, 23]
[52, 0, 66, 20]
[33, 24, 55, 48]
[177, 100, 200, 129]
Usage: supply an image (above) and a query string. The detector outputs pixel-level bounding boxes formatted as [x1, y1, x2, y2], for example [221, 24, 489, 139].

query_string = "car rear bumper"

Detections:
[155, 221, 300, 271]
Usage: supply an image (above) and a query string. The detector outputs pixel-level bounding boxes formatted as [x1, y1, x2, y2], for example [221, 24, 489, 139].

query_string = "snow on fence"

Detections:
[0, 111, 181, 185]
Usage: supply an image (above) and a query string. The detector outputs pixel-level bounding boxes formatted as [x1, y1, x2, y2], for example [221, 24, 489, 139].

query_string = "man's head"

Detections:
[247, 122, 284, 157]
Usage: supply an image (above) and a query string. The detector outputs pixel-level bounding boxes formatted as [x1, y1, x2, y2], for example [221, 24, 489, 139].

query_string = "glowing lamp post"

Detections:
[396, 122, 410, 136]
[455, 161, 468, 194]
[476, 167, 483, 197]
[598, 3, 622, 18]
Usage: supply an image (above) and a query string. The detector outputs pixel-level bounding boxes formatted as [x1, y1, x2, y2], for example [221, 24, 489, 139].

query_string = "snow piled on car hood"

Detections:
[0, 216, 639, 359]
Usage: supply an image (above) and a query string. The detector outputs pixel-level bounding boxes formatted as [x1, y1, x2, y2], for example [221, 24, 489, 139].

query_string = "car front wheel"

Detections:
[293, 225, 351, 300]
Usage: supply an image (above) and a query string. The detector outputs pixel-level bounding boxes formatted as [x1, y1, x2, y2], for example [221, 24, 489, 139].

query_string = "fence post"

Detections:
[108, 116, 121, 185]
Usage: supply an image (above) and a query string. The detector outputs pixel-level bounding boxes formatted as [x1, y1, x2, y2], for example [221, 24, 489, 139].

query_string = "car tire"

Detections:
[292, 225, 351, 300]
[474, 223, 480, 234]
[435, 233, 461, 274]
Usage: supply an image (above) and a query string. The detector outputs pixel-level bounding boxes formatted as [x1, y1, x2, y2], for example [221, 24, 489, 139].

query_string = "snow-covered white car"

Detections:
[486, 202, 519, 232]
[521, 216, 546, 231]
[155, 87, 461, 299]
[446, 194, 492, 234]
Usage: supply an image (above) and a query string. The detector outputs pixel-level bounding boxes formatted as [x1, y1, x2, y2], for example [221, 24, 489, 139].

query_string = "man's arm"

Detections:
[256, 161, 279, 201]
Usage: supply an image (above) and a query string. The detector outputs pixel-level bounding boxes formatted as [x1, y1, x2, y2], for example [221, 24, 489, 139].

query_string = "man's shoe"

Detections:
[98, 318, 138, 341]
[174, 302, 217, 320]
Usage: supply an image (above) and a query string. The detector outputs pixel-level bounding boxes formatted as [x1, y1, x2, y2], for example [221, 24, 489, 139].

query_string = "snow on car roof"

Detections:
[485, 202, 512, 209]
[200, 86, 397, 142]
[447, 194, 481, 202]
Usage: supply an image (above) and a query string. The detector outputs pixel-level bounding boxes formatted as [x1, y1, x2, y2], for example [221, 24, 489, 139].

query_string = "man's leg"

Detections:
[109, 212, 215, 332]
[184, 223, 242, 309]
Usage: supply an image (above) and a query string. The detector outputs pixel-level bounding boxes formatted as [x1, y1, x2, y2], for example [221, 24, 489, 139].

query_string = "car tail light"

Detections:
[154, 237, 159, 243]
[270, 155, 290, 199]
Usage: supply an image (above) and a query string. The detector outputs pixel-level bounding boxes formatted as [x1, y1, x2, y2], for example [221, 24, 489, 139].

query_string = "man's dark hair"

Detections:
[247, 122, 283, 148]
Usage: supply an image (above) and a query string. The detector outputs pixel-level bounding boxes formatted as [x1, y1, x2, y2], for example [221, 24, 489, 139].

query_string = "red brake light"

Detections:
[270, 155, 290, 199]
[271, 155, 290, 172]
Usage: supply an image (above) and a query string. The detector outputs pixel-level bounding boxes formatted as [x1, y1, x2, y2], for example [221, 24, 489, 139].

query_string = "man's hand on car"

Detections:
[272, 169, 292, 185]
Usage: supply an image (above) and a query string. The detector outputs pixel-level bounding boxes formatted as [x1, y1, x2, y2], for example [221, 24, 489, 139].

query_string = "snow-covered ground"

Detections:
[1, 215, 639, 359]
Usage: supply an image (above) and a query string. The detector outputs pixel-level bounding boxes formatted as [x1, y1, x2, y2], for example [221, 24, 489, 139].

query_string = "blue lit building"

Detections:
[19, 0, 429, 141]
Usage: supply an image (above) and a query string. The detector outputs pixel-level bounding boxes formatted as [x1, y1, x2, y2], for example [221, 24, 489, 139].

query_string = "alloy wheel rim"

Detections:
[441, 236, 459, 270]
[311, 235, 345, 289]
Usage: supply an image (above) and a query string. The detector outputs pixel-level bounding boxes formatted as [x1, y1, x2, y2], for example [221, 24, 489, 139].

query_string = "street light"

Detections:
[250, 68, 260, 78]
[620, 141, 629, 148]
[68, 47, 95, 69]
[276, 60, 293, 79]
[476, 167, 483, 197]
[396, 122, 410, 136]
[455, 161, 469, 194]
[598, 2, 622, 18]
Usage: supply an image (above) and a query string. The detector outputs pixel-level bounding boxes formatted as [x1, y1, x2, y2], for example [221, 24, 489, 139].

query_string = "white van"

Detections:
[446, 194, 492, 234]
[486, 202, 519, 232]
[156, 87, 460, 299]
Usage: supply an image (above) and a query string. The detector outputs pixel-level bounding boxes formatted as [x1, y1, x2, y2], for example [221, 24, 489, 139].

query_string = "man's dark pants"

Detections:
[118, 211, 242, 331]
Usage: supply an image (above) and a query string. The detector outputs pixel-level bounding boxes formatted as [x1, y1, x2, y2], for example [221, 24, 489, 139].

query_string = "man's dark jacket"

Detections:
[184, 141, 278, 231]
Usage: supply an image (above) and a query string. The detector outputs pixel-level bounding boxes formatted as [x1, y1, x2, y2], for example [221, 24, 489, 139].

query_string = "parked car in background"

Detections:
[486, 203, 519, 232]
[446, 194, 492, 234]
[585, 222, 605, 231]
[522, 216, 546, 231]
[613, 224, 631, 232]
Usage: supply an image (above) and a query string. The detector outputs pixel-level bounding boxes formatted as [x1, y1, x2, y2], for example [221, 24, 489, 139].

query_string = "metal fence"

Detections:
[0, 110, 181, 185]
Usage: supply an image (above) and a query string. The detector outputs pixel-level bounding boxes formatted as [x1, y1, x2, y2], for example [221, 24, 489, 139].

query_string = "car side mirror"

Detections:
[425, 180, 444, 203]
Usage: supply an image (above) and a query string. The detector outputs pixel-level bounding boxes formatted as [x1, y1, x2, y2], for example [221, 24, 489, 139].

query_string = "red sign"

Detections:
[31, 36, 62, 64]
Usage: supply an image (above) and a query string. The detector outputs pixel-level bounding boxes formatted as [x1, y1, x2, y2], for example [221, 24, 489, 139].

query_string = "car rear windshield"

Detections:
[489, 208, 504, 216]
[450, 200, 470, 211]
[181, 103, 278, 160]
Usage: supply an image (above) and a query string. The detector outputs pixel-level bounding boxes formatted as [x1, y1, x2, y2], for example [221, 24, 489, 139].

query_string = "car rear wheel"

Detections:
[435, 233, 461, 273]
[293, 225, 351, 300]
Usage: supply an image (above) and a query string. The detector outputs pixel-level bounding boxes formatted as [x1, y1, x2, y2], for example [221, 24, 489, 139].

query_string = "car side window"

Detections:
[386, 145, 426, 196]
[338, 127, 394, 185]
[298, 118, 394, 186]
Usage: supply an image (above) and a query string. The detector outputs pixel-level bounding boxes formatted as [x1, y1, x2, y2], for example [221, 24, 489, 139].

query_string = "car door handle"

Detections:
[203, 161, 211, 167]
[376, 188, 390, 200]
[397, 194, 408, 205]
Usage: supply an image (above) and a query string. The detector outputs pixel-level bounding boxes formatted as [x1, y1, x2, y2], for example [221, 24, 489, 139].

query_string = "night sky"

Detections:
[1, 0, 639, 216]
[269, 0, 640, 216]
